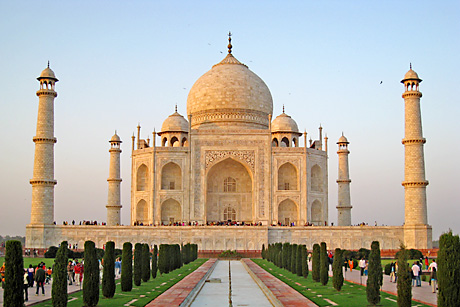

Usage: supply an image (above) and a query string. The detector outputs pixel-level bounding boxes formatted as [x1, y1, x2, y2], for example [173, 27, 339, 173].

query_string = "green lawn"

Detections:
[252, 259, 431, 307]
[0, 257, 58, 269]
[33, 258, 207, 307]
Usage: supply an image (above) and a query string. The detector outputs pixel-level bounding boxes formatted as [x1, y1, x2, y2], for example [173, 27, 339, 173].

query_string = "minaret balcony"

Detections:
[36, 89, 57, 97]
[401, 180, 429, 187]
[401, 138, 426, 145]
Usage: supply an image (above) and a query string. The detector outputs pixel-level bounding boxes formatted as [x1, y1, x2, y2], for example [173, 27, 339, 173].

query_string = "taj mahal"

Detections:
[26, 35, 432, 251]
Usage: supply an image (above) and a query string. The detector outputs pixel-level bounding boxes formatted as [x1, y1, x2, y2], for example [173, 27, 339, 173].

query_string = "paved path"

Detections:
[340, 267, 437, 306]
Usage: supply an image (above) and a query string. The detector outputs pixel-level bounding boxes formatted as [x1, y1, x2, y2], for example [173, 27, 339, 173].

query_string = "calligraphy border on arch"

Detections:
[205, 150, 255, 173]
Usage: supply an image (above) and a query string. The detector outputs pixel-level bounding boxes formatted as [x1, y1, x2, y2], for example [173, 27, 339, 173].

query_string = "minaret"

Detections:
[401, 65, 431, 249]
[30, 63, 58, 225]
[401, 65, 428, 226]
[336, 134, 352, 226]
[106, 132, 122, 226]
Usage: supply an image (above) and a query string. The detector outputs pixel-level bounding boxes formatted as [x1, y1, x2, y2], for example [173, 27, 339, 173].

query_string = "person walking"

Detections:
[27, 264, 35, 287]
[24, 269, 29, 302]
[67, 261, 74, 285]
[429, 259, 437, 293]
[390, 262, 395, 282]
[411, 261, 421, 287]
[424, 256, 429, 270]
[35, 265, 46, 295]
[74, 261, 83, 286]
[359, 258, 366, 276]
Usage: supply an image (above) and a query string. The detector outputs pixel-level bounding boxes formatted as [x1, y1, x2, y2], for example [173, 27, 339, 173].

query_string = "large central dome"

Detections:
[187, 52, 273, 129]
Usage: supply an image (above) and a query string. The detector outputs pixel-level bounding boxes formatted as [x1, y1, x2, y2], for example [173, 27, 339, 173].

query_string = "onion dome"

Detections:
[37, 62, 58, 81]
[110, 132, 122, 143]
[337, 134, 349, 144]
[401, 64, 422, 83]
[271, 111, 299, 133]
[186, 35, 273, 129]
[161, 110, 189, 133]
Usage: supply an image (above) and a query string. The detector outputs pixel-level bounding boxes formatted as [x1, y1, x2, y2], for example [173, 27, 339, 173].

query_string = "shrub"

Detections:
[83, 241, 99, 307]
[261, 244, 265, 259]
[142, 244, 151, 282]
[121, 242, 133, 292]
[296, 245, 302, 276]
[52, 241, 68, 306]
[319, 242, 329, 285]
[367, 241, 382, 306]
[44, 246, 59, 258]
[384, 263, 392, 275]
[438, 231, 460, 307]
[421, 274, 426, 282]
[3, 240, 23, 307]
[218, 250, 242, 258]
[102, 241, 115, 298]
[394, 248, 423, 260]
[332, 248, 344, 291]
[133, 243, 142, 286]
[151, 245, 158, 279]
[301, 245, 308, 278]
[312, 243, 320, 282]
[342, 249, 357, 261]
[397, 244, 411, 307]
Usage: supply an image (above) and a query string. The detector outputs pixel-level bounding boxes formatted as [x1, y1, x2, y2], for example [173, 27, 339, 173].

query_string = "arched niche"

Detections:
[311, 199, 322, 225]
[278, 162, 298, 190]
[272, 138, 279, 147]
[161, 162, 181, 190]
[281, 137, 289, 147]
[206, 158, 252, 223]
[136, 199, 148, 224]
[311, 164, 323, 192]
[278, 199, 298, 226]
[137, 164, 148, 191]
[161, 198, 181, 224]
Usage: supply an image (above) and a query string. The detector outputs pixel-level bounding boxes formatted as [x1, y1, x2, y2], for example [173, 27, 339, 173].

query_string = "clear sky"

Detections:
[1, 1, 458, 240]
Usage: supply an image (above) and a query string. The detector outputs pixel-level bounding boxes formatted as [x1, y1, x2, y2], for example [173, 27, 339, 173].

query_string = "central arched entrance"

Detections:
[206, 158, 253, 223]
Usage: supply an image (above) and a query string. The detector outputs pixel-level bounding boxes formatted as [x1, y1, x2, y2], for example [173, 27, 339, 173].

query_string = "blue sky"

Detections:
[1, 1, 459, 240]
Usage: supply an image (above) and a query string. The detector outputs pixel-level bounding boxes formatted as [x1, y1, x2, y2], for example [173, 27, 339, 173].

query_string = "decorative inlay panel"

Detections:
[205, 150, 255, 172]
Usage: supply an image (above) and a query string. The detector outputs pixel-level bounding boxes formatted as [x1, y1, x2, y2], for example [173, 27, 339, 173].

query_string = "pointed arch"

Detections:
[170, 136, 179, 147]
[311, 164, 323, 192]
[181, 137, 188, 147]
[161, 162, 181, 190]
[311, 199, 322, 225]
[136, 164, 148, 191]
[272, 138, 279, 147]
[278, 162, 298, 190]
[278, 199, 298, 225]
[136, 199, 148, 224]
[281, 137, 289, 147]
[161, 198, 181, 224]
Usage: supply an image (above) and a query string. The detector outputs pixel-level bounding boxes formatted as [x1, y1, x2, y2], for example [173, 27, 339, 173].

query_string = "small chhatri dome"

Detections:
[187, 34, 273, 129]
[337, 134, 349, 144]
[110, 132, 122, 143]
[271, 111, 299, 133]
[401, 64, 422, 83]
[161, 109, 189, 133]
[37, 62, 58, 81]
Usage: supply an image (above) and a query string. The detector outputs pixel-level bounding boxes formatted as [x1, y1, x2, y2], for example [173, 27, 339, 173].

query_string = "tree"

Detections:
[52, 241, 68, 306]
[261, 244, 265, 259]
[152, 245, 158, 279]
[121, 242, 133, 292]
[397, 244, 411, 307]
[290, 244, 298, 274]
[438, 231, 460, 307]
[301, 245, 308, 278]
[282, 243, 290, 269]
[332, 248, 344, 291]
[296, 245, 302, 276]
[133, 243, 142, 286]
[312, 243, 320, 282]
[3, 240, 23, 307]
[158, 244, 169, 274]
[83, 240, 99, 307]
[320, 242, 329, 285]
[367, 241, 382, 306]
[102, 241, 115, 298]
[142, 244, 151, 282]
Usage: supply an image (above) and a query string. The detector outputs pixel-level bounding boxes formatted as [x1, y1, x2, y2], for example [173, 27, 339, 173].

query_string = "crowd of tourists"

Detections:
[20, 262, 52, 302]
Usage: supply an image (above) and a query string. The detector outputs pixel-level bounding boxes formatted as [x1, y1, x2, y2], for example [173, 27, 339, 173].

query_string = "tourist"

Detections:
[424, 256, 429, 270]
[429, 259, 437, 293]
[27, 264, 35, 287]
[411, 261, 421, 287]
[35, 265, 46, 295]
[23, 269, 29, 302]
[115, 257, 122, 278]
[348, 259, 354, 272]
[359, 258, 366, 276]
[67, 260, 74, 285]
[74, 261, 83, 286]
[394, 262, 398, 283]
[390, 262, 395, 282]
[364, 260, 369, 276]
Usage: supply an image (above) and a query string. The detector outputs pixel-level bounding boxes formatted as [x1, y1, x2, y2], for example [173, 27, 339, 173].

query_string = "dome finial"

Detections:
[175, 104, 177, 113]
[228, 31, 232, 54]
[47, 61, 50, 68]
[282, 104, 285, 113]
[410, 62, 412, 70]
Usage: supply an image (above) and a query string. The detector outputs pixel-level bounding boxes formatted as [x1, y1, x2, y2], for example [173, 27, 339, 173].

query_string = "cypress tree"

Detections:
[438, 231, 460, 307]
[151, 245, 158, 279]
[366, 241, 382, 306]
[102, 241, 115, 298]
[52, 241, 68, 306]
[176, 244, 182, 269]
[312, 243, 320, 282]
[142, 244, 151, 282]
[3, 240, 23, 307]
[121, 242, 133, 292]
[320, 242, 329, 285]
[397, 244, 411, 307]
[301, 245, 308, 278]
[261, 244, 265, 259]
[158, 244, 168, 274]
[83, 240, 99, 307]
[193, 244, 198, 261]
[169, 245, 176, 271]
[332, 248, 344, 291]
[282, 243, 289, 269]
[291, 244, 298, 273]
[286, 244, 292, 271]
[133, 243, 142, 286]
[296, 245, 302, 276]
